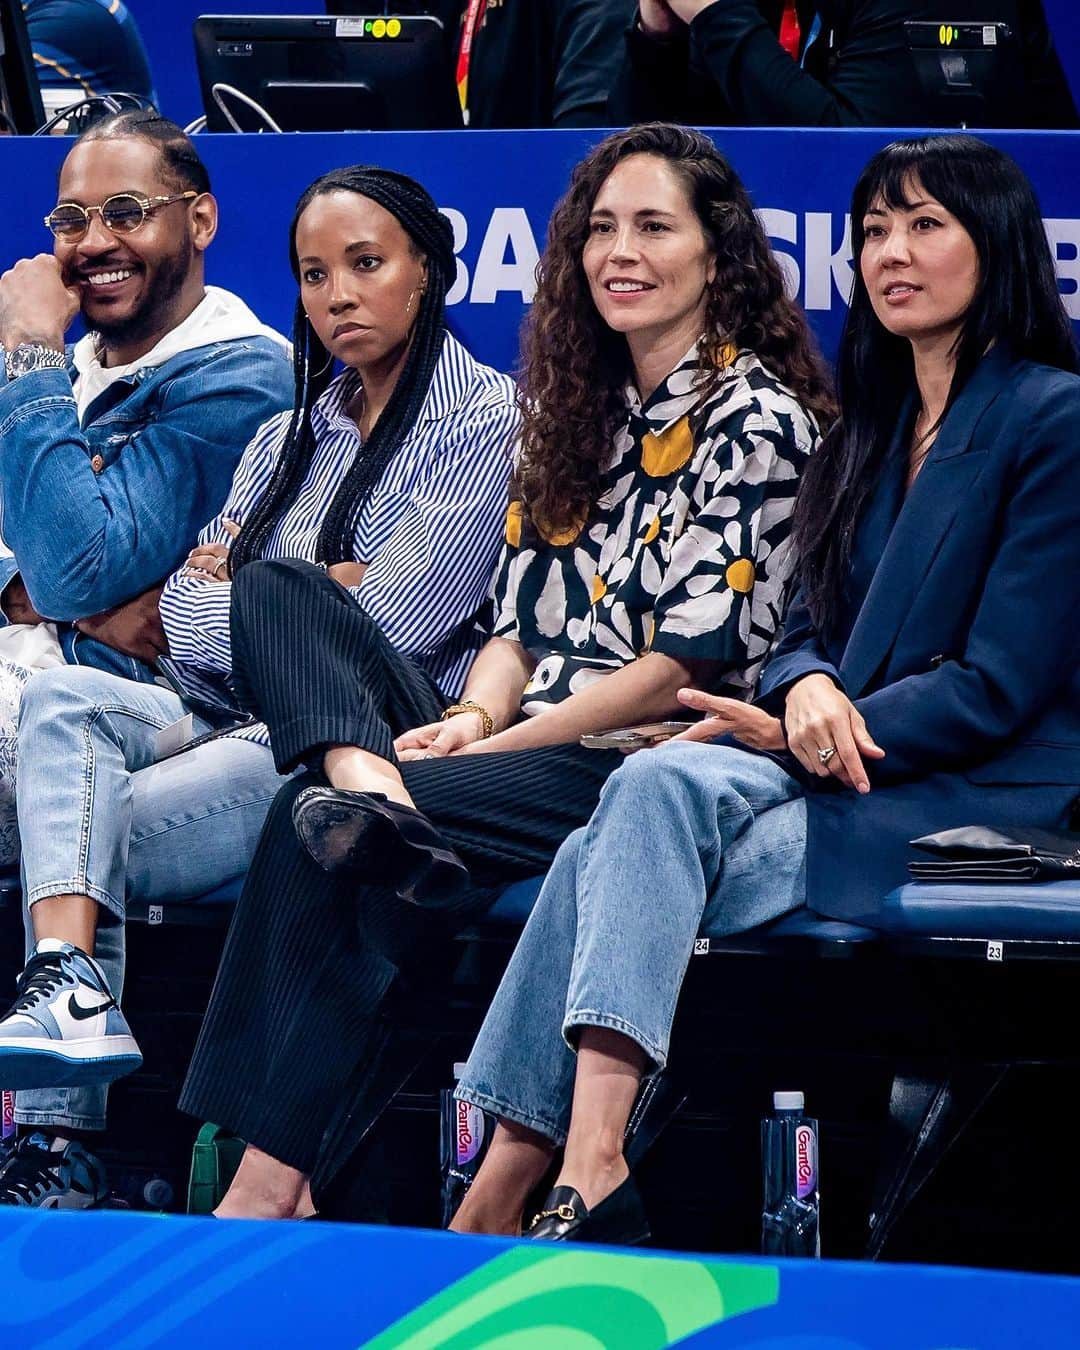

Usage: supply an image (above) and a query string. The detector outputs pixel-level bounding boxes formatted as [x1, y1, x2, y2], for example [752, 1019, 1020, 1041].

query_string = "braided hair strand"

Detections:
[229, 165, 455, 572]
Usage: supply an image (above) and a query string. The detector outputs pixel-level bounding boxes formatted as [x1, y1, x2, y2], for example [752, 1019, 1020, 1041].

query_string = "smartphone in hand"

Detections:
[579, 721, 693, 750]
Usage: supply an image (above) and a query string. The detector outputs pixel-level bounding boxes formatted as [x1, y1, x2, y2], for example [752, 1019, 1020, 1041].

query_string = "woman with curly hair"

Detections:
[176, 122, 832, 1219]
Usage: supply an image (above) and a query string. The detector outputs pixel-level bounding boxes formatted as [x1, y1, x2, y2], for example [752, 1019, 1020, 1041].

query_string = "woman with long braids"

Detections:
[450, 135, 1080, 1247]
[0, 165, 517, 1210]
[173, 123, 831, 1220]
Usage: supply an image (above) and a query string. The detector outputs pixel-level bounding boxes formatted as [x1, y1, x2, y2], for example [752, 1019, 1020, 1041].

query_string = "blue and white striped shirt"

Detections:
[160, 332, 518, 700]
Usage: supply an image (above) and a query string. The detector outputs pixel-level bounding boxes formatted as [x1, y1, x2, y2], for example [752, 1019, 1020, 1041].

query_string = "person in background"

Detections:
[450, 134, 1080, 1246]
[23, 0, 157, 111]
[327, 0, 636, 127]
[0, 162, 517, 1211]
[0, 109, 292, 867]
[609, 0, 1077, 128]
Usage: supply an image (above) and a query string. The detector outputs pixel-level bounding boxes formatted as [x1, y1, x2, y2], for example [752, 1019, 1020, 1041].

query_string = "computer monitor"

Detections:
[904, 20, 1022, 127]
[0, 0, 45, 133]
[194, 13, 462, 132]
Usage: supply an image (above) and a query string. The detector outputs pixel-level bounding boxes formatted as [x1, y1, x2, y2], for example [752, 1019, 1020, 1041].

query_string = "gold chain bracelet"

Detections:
[440, 699, 494, 739]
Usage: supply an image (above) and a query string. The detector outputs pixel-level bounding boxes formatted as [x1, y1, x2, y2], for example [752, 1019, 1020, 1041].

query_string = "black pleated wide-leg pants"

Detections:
[179, 560, 622, 1176]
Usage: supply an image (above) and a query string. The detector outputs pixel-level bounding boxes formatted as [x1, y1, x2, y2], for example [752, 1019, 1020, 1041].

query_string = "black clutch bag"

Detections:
[908, 826, 1080, 882]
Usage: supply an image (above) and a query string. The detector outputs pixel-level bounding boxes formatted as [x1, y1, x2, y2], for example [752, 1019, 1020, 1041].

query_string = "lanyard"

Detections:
[801, 12, 824, 68]
[456, 0, 488, 125]
[778, 1, 801, 58]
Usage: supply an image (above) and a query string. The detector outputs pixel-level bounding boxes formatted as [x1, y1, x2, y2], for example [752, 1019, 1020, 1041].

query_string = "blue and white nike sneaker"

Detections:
[0, 939, 142, 1088]
[0, 1132, 108, 1209]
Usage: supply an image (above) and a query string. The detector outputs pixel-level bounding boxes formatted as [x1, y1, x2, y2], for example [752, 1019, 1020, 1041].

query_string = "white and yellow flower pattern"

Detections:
[491, 345, 819, 717]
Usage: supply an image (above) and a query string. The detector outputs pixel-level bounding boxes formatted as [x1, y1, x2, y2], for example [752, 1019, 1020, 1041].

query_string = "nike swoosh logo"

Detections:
[67, 992, 116, 1021]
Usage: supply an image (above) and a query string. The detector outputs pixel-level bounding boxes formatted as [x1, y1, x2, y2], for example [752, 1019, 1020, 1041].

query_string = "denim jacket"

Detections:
[0, 329, 293, 681]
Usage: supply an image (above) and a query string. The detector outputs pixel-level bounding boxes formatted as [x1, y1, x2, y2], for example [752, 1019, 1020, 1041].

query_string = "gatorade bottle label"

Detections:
[1, 1090, 14, 1140]
[795, 1123, 816, 1198]
[455, 1099, 486, 1166]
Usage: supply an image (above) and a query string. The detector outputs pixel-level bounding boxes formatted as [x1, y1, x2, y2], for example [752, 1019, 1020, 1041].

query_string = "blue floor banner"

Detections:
[1, 1209, 1078, 1348]
[1, 127, 1077, 372]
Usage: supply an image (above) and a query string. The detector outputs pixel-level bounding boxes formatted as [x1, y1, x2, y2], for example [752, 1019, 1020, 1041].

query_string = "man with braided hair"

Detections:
[0, 110, 292, 866]
[0, 165, 517, 1209]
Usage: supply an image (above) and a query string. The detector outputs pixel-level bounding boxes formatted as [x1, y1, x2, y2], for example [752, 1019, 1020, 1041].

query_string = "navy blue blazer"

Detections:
[757, 346, 1080, 922]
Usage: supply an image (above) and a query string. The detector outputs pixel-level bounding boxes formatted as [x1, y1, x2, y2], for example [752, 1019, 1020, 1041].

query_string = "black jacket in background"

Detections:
[608, 0, 1077, 129]
[329, 0, 635, 127]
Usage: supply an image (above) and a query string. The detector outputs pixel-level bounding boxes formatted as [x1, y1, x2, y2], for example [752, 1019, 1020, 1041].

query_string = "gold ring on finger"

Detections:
[213, 557, 228, 578]
[817, 746, 836, 766]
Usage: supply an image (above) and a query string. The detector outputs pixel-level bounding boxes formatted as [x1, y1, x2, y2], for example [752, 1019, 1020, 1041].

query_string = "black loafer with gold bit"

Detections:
[527, 1177, 650, 1245]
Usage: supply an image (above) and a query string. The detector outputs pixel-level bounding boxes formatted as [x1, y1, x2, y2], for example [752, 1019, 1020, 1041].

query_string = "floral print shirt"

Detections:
[491, 344, 819, 717]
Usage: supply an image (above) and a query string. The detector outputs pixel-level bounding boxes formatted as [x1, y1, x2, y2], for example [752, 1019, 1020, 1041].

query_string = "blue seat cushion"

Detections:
[880, 879, 1080, 940]
[3, 867, 869, 950]
[483, 876, 543, 926]
[480, 879, 874, 946]
[160, 876, 541, 925]
[193, 876, 244, 907]
[765, 909, 877, 943]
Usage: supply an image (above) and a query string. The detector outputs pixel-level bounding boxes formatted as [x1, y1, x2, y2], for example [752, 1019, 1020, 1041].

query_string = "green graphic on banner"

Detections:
[362, 1246, 780, 1349]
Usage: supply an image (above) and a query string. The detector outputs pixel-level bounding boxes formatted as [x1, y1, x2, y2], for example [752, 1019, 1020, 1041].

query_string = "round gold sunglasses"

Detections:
[44, 191, 198, 240]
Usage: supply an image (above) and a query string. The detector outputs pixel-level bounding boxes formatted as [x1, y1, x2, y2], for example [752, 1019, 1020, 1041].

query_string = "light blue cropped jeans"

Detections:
[456, 742, 808, 1144]
[11, 664, 285, 1131]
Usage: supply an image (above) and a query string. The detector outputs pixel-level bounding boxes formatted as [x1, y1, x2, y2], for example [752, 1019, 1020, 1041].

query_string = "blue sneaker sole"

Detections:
[0, 1045, 142, 1089]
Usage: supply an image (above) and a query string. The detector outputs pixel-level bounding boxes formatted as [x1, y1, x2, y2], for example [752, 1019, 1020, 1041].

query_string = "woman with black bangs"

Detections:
[450, 134, 1080, 1246]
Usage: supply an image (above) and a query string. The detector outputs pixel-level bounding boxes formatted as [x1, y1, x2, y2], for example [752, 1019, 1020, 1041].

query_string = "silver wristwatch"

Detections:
[4, 342, 67, 382]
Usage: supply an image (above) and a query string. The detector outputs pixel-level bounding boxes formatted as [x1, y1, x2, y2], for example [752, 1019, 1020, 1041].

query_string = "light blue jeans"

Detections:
[456, 742, 807, 1144]
[11, 664, 285, 1131]
[0, 657, 34, 866]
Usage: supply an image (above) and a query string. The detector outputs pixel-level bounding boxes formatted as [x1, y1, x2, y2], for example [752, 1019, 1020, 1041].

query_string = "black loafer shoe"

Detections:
[292, 785, 469, 904]
[527, 1177, 650, 1246]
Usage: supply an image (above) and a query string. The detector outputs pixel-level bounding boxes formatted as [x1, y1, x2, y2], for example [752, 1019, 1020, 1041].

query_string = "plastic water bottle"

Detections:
[761, 1090, 820, 1257]
[439, 1063, 493, 1227]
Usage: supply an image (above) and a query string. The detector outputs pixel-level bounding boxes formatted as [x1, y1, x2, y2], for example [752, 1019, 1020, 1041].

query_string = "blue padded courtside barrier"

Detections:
[2, 1208, 1080, 1348]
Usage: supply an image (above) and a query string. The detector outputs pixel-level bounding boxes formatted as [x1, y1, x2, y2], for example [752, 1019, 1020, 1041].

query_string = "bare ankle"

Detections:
[214, 1192, 299, 1220]
[447, 1119, 555, 1237]
[555, 1147, 629, 1212]
[449, 1189, 522, 1237]
[324, 745, 413, 807]
[565, 1124, 624, 1172]
[31, 893, 99, 957]
[449, 1207, 521, 1237]
[214, 1146, 309, 1220]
